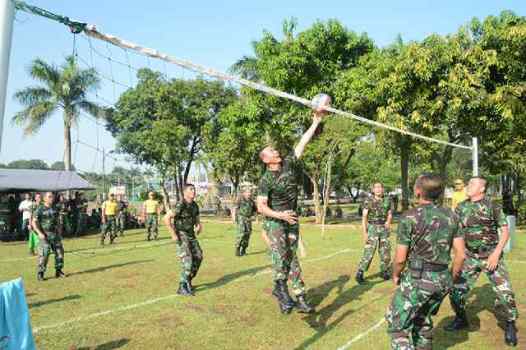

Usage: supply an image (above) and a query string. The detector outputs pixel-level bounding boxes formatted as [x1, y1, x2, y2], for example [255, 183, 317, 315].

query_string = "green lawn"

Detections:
[1, 220, 525, 349]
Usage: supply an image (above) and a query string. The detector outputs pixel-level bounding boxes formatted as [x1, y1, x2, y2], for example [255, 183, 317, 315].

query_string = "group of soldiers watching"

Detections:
[354, 177, 518, 348]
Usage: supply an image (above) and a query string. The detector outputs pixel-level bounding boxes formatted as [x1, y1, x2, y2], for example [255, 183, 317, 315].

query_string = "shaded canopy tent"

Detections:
[0, 169, 94, 192]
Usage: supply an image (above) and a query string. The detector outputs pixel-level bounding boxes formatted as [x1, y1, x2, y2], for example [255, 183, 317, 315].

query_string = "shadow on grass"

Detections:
[435, 284, 502, 349]
[76, 338, 130, 350]
[195, 264, 271, 292]
[245, 249, 267, 256]
[67, 259, 154, 277]
[294, 274, 384, 350]
[29, 294, 81, 309]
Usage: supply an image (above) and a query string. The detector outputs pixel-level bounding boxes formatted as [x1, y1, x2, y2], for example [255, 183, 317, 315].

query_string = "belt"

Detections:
[368, 220, 386, 225]
[409, 261, 448, 272]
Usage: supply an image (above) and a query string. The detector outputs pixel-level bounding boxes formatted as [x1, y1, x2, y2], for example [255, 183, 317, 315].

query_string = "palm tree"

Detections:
[12, 55, 103, 171]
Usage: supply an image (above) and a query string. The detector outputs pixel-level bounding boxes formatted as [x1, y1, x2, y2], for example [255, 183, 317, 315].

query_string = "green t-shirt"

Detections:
[258, 154, 301, 213]
[455, 198, 507, 252]
[364, 196, 392, 222]
[397, 203, 462, 265]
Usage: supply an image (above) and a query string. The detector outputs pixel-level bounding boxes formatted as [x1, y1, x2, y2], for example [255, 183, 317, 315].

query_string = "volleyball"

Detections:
[311, 93, 331, 112]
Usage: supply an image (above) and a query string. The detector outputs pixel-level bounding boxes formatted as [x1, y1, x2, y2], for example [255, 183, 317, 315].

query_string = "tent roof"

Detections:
[0, 169, 94, 192]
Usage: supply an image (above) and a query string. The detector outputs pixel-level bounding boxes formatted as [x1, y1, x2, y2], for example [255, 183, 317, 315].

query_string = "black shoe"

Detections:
[55, 270, 66, 278]
[240, 247, 247, 256]
[355, 270, 365, 284]
[296, 294, 315, 314]
[235, 248, 241, 257]
[37, 272, 45, 281]
[505, 321, 518, 347]
[272, 280, 295, 314]
[147, 236, 151, 241]
[444, 315, 469, 331]
[382, 271, 391, 281]
[177, 282, 193, 296]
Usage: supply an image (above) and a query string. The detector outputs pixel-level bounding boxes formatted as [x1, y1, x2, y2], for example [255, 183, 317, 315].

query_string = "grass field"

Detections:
[1, 219, 525, 350]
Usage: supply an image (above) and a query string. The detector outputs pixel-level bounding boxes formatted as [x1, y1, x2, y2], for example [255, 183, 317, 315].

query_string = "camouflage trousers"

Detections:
[358, 224, 391, 273]
[264, 219, 305, 296]
[101, 215, 117, 243]
[176, 233, 203, 283]
[235, 216, 252, 250]
[449, 254, 518, 321]
[117, 212, 126, 235]
[146, 214, 158, 239]
[386, 270, 451, 350]
[38, 233, 64, 274]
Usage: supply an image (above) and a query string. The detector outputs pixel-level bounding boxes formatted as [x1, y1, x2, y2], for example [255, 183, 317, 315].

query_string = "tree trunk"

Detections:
[321, 155, 333, 238]
[172, 171, 181, 202]
[159, 176, 170, 210]
[400, 138, 411, 211]
[63, 117, 72, 171]
[309, 174, 322, 224]
[438, 146, 453, 180]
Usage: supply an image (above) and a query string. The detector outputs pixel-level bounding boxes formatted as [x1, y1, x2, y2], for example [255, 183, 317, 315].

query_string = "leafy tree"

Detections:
[107, 69, 236, 201]
[7, 159, 49, 170]
[50, 161, 76, 171]
[12, 56, 104, 171]
[230, 19, 374, 219]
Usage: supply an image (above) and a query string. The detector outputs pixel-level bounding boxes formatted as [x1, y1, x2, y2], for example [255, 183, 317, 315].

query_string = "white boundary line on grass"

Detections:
[336, 318, 386, 350]
[33, 248, 354, 334]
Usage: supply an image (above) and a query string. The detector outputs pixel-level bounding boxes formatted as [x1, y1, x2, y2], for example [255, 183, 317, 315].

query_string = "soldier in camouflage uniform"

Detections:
[386, 174, 466, 350]
[257, 107, 328, 314]
[116, 195, 128, 237]
[445, 176, 518, 347]
[55, 194, 69, 237]
[356, 182, 393, 284]
[165, 184, 202, 296]
[33, 192, 66, 281]
[233, 188, 257, 257]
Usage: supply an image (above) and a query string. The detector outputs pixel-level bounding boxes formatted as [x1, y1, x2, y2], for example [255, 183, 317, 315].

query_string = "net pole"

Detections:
[472, 137, 479, 176]
[0, 0, 15, 153]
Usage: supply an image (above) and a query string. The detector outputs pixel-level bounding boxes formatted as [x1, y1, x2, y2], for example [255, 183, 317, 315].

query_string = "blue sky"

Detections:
[2, 0, 525, 173]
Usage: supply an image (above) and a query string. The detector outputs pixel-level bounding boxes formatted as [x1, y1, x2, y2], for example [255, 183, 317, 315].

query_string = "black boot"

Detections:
[177, 282, 193, 296]
[272, 280, 295, 314]
[55, 270, 66, 278]
[296, 294, 315, 314]
[444, 314, 468, 331]
[382, 270, 391, 281]
[235, 247, 241, 257]
[505, 320, 518, 347]
[355, 270, 365, 284]
[37, 272, 45, 281]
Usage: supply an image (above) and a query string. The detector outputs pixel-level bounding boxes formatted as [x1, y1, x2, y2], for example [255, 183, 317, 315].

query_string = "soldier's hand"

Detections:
[38, 233, 46, 241]
[279, 211, 297, 225]
[486, 251, 499, 271]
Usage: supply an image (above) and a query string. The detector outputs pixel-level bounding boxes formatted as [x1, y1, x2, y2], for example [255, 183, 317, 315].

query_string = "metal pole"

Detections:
[0, 0, 15, 152]
[472, 137, 479, 176]
[102, 147, 106, 195]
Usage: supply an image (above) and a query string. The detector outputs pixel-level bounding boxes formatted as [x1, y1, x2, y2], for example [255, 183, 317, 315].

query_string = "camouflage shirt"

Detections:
[258, 154, 301, 213]
[173, 200, 200, 236]
[237, 197, 257, 218]
[34, 204, 60, 234]
[117, 200, 128, 213]
[455, 198, 507, 252]
[364, 196, 392, 223]
[397, 204, 462, 266]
